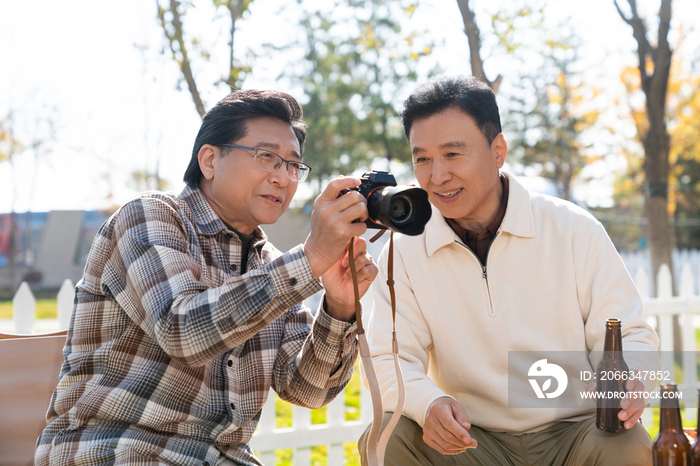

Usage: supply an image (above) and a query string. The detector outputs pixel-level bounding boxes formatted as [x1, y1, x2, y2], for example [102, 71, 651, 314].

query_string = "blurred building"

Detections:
[0, 208, 312, 295]
[0, 211, 107, 295]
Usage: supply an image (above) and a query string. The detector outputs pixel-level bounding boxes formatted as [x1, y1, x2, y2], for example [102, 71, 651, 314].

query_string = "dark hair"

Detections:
[183, 89, 307, 188]
[401, 75, 502, 145]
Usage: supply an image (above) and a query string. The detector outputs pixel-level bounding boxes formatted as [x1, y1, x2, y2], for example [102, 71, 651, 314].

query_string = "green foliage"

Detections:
[503, 19, 605, 202]
[490, 3, 544, 54]
[285, 0, 437, 193]
[156, 0, 255, 116]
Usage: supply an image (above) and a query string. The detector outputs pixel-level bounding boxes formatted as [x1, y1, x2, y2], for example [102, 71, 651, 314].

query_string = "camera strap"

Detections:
[348, 232, 405, 466]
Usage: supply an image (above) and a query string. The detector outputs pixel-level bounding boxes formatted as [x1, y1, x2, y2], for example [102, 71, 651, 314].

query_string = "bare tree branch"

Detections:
[618, 0, 657, 91]
[226, 0, 248, 89]
[156, 0, 207, 118]
[455, 0, 502, 93]
[613, 0, 633, 25]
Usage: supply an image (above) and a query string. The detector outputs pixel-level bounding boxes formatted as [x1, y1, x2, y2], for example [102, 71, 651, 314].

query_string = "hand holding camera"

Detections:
[303, 176, 375, 320]
[341, 171, 432, 236]
[304, 176, 369, 277]
[303, 172, 431, 320]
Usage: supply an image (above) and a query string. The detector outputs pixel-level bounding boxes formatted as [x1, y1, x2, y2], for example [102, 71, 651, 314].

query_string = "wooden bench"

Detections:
[0, 331, 67, 466]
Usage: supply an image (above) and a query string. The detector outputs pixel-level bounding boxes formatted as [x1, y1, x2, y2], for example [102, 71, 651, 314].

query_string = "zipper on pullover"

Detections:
[482, 265, 495, 316]
[455, 234, 499, 317]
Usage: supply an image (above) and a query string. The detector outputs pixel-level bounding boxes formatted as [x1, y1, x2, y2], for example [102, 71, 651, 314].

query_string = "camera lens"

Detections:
[366, 185, 432, 236]
[389, 195, 413, 225]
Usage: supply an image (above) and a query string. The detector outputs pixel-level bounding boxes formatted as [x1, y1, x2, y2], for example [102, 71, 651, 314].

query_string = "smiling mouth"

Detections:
[435, 188, 462, 199]
[262, 195, 283, 204]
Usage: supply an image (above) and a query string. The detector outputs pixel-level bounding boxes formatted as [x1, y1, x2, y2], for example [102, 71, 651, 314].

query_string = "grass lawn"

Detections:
[0, 298, 60, 319]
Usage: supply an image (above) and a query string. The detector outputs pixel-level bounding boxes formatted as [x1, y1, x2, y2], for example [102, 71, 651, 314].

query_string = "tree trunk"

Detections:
[615, 0, 678, 350]
[614, 0, 674, 282]
[643, 130, 672, 284]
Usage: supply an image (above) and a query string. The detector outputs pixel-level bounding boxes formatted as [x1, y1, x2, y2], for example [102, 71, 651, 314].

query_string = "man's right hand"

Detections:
[423, 396, 477, 455]
[304, 176, 369, 279]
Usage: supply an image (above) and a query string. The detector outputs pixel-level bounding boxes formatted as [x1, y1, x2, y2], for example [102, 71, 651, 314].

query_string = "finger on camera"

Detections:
[323, 201, 366, 228]
[333, 195, 368, 217]
[330, 213, 368, 235]
[320, 177, 361, 200]
[329, 225, 367, 248]
[347, 221, 368, 239]
[341, 202, 370, 224]
[319, 190, 359, 217]
[334, 189, 366, 210]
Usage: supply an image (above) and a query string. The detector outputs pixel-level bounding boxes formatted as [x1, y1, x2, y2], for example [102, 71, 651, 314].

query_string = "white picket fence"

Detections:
[250, 388, 372, 465]
[8, 279, 75, 334]
[4, 262, 700, 463]
[635, 263, 700, 426]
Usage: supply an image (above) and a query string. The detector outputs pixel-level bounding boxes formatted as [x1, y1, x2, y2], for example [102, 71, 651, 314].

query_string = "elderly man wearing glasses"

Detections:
[35, 90, 378, 466]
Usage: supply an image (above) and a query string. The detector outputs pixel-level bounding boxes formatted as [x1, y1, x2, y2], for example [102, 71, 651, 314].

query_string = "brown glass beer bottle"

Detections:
[691, 389, 700, 465]
[653, 384, 690, 465]
[596, 318, 629, 432]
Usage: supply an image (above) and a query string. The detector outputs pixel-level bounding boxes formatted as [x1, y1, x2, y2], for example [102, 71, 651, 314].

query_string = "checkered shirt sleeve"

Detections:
[34, 188, 359, 466]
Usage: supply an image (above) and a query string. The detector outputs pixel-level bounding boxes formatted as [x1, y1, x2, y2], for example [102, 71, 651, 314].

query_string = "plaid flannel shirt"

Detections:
[35, 186, 359, 466]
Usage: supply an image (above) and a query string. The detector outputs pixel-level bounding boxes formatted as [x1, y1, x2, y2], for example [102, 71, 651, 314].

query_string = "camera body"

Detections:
[345, 170, 432, 236]
[353, 170, 399, 200]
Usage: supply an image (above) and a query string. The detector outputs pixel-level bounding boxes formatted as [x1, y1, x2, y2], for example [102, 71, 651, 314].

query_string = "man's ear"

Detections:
[198, 144, 218, 181]
[492, 133, 508, 169]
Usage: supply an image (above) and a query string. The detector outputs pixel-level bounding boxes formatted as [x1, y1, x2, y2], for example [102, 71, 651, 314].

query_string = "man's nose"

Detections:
[269, 162, 290, 186]
[431, 159, 452, 185]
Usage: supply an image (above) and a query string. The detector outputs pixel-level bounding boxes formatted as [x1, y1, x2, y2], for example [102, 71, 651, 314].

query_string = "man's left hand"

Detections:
[322, 236, 378, 322]
[619, 377, 646, 429]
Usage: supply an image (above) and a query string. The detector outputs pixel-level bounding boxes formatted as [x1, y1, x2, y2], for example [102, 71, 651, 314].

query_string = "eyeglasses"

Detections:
[219, 143, 312, 182]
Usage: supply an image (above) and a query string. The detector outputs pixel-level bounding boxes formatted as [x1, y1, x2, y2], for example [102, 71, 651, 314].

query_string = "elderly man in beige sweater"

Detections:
[359, 75, 659, 466]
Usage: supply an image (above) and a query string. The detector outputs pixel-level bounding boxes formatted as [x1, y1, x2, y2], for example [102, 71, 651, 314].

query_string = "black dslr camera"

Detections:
[343, 171, 432, 236]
